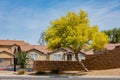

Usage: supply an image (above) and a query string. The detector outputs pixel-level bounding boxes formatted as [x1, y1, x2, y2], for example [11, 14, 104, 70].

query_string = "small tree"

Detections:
[44, 10, 108, 72]
[103, 28, 120, 43]
[17, 52, 29, 69]
[38, 32, 46, 45]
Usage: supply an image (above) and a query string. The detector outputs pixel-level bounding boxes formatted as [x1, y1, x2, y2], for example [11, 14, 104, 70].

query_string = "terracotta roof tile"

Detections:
[31, 45, 51, 54]
[106, 43, 120, 50]
[0, 40, 29, 46]
[0, 51, 14, 56]
[20, 45, 51, 54]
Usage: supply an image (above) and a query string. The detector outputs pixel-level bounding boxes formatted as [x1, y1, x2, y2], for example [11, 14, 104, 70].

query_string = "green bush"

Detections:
[50, 68, 60, 74]
[35, 71, 47, 75]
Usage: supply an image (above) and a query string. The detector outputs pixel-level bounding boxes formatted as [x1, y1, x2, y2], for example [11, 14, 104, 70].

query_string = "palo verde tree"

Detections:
[44, 10, 108, 71]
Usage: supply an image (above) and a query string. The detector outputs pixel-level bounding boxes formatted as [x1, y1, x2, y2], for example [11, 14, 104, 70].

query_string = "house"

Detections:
[0, 40, 48, 67]
[0, 39, 120, 67]
[46, 43, 120, 61]
[20, 45, 47, 61]
[0, 39, 95, 67]
[47, 48, 90, 61]
[0, 40, 28, 67]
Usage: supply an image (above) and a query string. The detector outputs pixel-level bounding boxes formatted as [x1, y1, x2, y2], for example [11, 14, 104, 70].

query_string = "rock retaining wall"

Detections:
[33, 48, 120, 71]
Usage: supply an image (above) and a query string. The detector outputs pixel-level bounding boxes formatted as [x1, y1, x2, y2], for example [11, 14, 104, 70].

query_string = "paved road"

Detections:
[0, 75, 120, 80]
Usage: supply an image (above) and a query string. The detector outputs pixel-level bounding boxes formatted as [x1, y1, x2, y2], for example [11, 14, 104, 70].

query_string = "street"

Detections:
[0, 75, 120, 80]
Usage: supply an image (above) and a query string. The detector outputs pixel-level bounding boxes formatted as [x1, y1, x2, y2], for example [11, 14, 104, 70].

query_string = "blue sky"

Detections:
[0, 0, 120, 44]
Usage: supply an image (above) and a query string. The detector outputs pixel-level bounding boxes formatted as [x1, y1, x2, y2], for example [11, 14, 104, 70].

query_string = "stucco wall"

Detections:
[49, 51, 65, 61]
[27, 50, 46, 60]
[0, 52, 13, 58]
[48, 51, 85, 61]
[0, 46, 12, 53]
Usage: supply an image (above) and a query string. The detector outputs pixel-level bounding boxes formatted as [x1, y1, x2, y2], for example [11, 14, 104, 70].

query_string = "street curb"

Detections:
[0, 75, 120, 78]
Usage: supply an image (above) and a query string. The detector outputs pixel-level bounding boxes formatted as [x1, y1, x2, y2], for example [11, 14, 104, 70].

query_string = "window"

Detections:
[67, 54, 72, 61]
[29, 54, 34, 60]
[53, 54, 62, 61]
[78, 54, 85, 61]
[0, 59, 4, 62]
[34, 53, 38, 60]
[29, 52, 38, 60]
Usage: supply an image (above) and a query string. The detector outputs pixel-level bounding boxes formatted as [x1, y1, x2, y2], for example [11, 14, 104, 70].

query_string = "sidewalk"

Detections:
[0, 71, 15, 75]
[0, 68, 120, 76]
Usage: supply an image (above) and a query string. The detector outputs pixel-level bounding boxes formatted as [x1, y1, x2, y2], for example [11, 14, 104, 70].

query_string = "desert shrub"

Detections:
[50, 68, 60, 74]
[18, 69, 26, 75]
[35, 71, 47, 75]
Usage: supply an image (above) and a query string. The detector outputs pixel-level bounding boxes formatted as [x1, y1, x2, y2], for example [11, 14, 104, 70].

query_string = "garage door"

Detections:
[0, 58, 11, 67]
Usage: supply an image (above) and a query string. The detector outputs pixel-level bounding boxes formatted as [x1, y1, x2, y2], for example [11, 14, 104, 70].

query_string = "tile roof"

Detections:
[0, 51, 14, 55]
[0, 40, 51, 54]
[20, 45, 51, 54]
[47, 43, 120, 55]
[106, 43, 120, 50]
[0, 40, 29, 46]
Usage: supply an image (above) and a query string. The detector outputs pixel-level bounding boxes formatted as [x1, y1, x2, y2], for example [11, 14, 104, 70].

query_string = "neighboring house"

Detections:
[20, 45, 47, 61]
[47, 48, 86, 61]
[0, 40, 28, 67]
[0, 40, 48, 67]
[46, 43, 120, 61]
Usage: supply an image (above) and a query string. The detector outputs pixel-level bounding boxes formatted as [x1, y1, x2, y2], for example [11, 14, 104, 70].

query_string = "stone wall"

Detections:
[33, 48, 120, 71]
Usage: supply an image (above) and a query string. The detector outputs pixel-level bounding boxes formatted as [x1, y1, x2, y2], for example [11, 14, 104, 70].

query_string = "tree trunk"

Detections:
[75, 53, 89, 72]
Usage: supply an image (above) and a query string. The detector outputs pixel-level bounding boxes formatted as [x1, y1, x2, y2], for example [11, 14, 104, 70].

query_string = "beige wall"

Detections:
[48, 51, 85, 61]
[48, 51, 76, 61]
[0, 46, 12, 53]
[27, 50, 46, 61]
[49, 51, 65, 61]
[0, 45, 16, 66]
[0, 45, 18, 55]
[0, 52, 14, 58]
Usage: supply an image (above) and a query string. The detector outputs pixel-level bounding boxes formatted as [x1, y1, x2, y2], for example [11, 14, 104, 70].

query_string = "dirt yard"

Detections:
[83, 68, 120, 76]
[0, 68, 120, 76]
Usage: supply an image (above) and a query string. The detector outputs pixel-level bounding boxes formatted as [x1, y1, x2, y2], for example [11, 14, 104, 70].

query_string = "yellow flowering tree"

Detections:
[44, 10, 108, 71]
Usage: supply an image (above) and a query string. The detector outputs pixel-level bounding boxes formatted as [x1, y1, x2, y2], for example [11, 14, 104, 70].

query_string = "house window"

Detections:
[78, 54, 85, 61]
[67, 54, 72, 61]
[0, 59, 4, 63]
[53, 54, 62, 61]
[34, 53, 38, 60]
[29, 52, 38, 60]
[29, 54, 33, 60]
